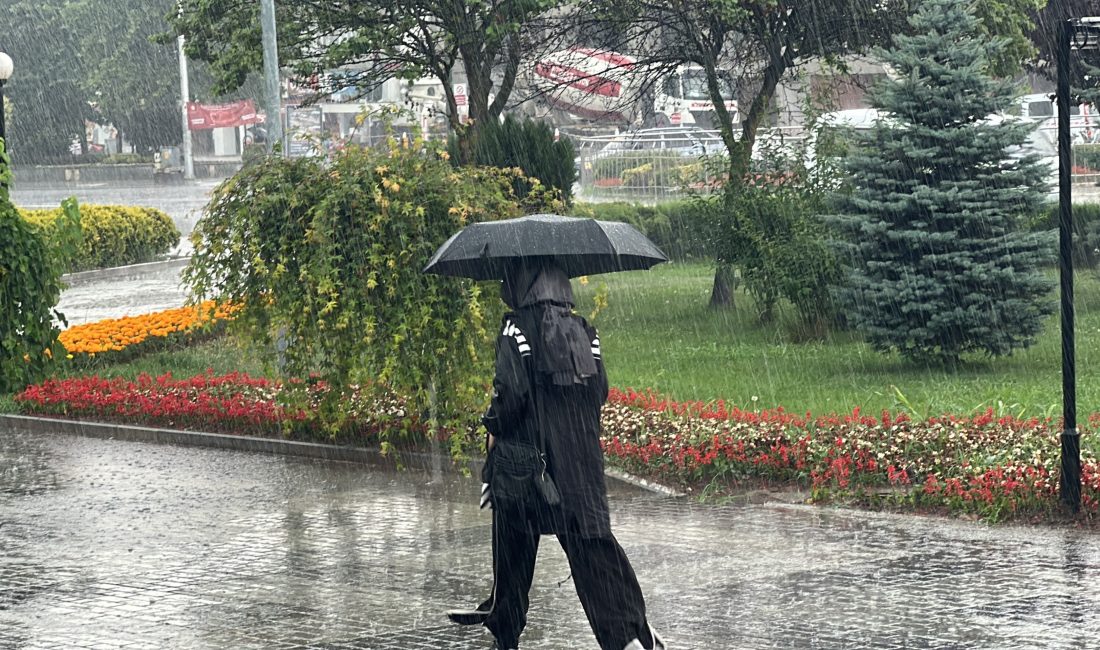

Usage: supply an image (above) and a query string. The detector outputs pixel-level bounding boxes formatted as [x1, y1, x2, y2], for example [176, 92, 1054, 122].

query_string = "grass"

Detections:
[573, 262, 1100, 418]
[7, 261, 1100, 420]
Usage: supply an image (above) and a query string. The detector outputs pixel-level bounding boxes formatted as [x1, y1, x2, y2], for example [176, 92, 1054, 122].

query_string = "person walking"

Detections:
[458, 260, 665, 650]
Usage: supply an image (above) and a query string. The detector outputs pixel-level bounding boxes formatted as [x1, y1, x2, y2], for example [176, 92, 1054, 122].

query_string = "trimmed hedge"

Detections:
[572, 199, 714, 261]
[20, 204, 180, 272]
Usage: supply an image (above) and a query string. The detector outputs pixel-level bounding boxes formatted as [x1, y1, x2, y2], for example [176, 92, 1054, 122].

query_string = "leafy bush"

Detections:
[184, 140, 547, 451]
[21, 204, 179, 271]
[449, 115, 576, 204]
[571, 200, 713, 261]
[0, 140, 81, 391]
[1029, 202, 1100, 269]
[713, 180, 843, 331]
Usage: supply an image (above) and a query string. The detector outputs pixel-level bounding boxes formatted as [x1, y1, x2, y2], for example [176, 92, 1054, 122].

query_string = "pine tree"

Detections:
[830, 0, 1055, 365]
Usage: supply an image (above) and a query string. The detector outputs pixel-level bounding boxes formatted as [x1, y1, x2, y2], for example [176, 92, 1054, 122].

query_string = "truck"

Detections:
[516, 47, 738, 131]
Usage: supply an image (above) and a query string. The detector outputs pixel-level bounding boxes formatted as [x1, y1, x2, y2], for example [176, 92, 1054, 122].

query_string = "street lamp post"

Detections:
[260, 0, 283, 154]
[1057, 18, 1100, 513]
[0, 52, 14, 145]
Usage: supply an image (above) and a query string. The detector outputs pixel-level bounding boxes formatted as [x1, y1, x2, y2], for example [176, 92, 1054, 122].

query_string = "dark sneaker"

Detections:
[445, 596, 492, 625]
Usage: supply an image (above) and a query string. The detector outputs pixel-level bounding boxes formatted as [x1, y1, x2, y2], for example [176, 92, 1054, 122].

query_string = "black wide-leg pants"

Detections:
[483, 510, 654, 650]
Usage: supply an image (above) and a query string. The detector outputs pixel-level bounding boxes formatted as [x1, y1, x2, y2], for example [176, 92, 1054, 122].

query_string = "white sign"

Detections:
[453, 83, 468, 107]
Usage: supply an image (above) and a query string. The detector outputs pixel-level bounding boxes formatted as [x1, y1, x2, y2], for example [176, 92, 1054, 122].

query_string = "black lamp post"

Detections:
[0, 52, 12, 144]
[1057, 18, 1100, 513]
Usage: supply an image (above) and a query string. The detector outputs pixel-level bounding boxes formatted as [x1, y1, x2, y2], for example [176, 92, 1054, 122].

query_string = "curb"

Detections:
[0, 414, 680, 497]
[0, 413, 475, 474]
[63, 257, 192, 285]
[604, 467, 687, 498]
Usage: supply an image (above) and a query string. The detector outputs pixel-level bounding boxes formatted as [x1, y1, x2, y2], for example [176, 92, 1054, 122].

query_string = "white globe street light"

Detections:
[0, 52, 13, 82]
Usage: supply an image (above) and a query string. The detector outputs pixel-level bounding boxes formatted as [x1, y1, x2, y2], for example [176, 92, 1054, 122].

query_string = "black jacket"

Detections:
[483, 309, 611, 538]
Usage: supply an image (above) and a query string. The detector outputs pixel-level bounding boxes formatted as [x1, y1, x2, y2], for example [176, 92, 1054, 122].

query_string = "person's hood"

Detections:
[519, 265, 574, 308]
[500, 261, 574, 310]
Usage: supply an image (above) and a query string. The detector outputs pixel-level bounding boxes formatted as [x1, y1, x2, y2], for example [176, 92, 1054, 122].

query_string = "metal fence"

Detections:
[571, 120, 1100, 204]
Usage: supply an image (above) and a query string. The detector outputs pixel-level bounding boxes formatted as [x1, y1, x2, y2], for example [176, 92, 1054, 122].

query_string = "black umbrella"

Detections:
[422, 213, 668, 280]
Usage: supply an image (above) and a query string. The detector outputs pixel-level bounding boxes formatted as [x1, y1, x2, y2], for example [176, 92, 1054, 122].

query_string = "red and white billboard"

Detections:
[187, 100, 264, 130]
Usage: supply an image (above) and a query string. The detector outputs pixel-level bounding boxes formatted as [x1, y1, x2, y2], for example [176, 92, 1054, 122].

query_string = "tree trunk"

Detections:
[709, 262, 736, 309]
[708, 56, 788, 310]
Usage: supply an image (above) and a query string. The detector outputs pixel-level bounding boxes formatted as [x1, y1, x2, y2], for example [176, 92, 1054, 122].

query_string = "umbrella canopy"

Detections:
[422, 213, 668, 280]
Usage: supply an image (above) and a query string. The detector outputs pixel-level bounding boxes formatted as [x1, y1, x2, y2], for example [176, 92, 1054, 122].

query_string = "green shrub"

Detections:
[241, 143, 267, 168]
[0, 156, 81, 392]
[571, 199, 713, 261]
[1029, 202, 1100, 269]
[449, 115, 576, 204]
[713, 180, 843, 330]
[21, 204, 179, 271]
[183, 141, 548, 451]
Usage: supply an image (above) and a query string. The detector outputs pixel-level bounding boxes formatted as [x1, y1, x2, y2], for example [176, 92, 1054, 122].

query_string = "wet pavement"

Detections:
[10, 181, 217, 325]
[57, 261, 191, 326]
[1, 430, 1099, 649]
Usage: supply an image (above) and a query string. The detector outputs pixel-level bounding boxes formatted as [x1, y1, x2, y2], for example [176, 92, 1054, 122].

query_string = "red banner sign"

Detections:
[187, 100, 264, 130]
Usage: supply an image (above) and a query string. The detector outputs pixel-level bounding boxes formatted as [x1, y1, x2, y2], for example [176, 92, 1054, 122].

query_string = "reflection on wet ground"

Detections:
[0, 430, 1098, 648]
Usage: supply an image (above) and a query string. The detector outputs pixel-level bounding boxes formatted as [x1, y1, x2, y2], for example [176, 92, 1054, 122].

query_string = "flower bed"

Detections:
[59, 301, 236, 362]
[14, 375, 1100, 521]
[601, 388, 1100, 520]
[14, 372, 413, 445]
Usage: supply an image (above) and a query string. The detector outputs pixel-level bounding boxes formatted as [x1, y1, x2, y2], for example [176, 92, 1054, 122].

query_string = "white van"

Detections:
[1013, 93, 1098, 147]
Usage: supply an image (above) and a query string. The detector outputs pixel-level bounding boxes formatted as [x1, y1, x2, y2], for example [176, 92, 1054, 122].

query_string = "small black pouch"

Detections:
[490, 441, 561, 511]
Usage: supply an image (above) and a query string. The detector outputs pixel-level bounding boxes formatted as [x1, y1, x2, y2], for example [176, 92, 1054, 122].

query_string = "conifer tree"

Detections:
[831, 0, 1055, 364]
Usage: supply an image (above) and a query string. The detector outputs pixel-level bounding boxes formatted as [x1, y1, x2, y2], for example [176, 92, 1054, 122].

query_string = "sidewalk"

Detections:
[0, 429, 1097, 649]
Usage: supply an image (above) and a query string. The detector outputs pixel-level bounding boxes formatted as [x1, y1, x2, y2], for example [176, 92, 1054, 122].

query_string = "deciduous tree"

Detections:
[172, 0, 566, 163]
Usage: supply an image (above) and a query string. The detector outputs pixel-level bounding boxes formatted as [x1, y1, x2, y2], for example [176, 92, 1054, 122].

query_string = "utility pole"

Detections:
[260, 0, 283, 153]
[177, 32, 195, 179]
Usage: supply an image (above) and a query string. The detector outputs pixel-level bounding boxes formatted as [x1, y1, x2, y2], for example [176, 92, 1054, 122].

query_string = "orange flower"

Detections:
[60, 300, 238, 357]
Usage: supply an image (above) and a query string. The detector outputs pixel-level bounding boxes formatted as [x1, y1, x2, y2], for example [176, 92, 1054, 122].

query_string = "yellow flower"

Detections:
[66, 354, 74, 360]
[578, 276, 589, 286]
[22, 354, 30, 363]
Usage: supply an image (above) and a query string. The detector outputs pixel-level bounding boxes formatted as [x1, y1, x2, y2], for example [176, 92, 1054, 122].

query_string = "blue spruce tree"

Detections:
[831, 0, 1055, 364]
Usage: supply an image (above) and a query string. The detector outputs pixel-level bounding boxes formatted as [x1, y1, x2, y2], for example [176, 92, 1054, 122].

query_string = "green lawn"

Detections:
[10, 261, 1100, 420]
[573, 262, 1100, 418]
